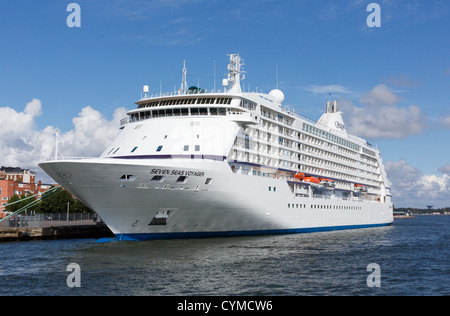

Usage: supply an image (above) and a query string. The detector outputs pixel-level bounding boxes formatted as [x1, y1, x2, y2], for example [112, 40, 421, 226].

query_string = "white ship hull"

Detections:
[39, 158, 393, 241]
[39, 54, 394, 240]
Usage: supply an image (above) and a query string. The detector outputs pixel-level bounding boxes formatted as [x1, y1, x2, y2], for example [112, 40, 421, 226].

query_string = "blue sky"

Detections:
[1, 0, 449, 207]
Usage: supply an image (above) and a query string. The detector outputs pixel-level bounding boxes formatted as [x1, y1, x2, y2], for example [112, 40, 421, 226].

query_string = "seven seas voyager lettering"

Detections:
[150, 168, 205, 177]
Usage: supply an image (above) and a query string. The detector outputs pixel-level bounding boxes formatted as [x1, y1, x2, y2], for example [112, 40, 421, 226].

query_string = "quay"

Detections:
[0, 220, 114, 242]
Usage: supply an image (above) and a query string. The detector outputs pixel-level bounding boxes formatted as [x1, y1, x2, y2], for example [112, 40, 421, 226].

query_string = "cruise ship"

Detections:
[39, 54, 394, 241]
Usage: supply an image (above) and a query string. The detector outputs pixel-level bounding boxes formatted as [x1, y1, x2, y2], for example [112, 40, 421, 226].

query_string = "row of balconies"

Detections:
[235, 134, 379, 175]
[232, 143, 382, 186]
[243, 125, 380, 170]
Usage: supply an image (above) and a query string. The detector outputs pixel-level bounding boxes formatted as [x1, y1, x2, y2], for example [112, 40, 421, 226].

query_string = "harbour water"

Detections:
[0, 216, 448, 296]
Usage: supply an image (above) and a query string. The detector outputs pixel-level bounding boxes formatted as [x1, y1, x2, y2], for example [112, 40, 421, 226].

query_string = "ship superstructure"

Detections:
[40, 54, 393, 240]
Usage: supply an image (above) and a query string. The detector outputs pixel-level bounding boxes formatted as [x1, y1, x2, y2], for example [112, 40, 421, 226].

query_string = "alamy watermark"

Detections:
[367, 3, 381, 28]
[66, 263, 81, 288]
[366, 263, 381, 288]
[64, 3, 380, 29]
[66, 3, 81, 28]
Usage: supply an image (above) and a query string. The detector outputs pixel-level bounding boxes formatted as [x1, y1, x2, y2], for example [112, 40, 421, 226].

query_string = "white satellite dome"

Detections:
[269, 89, 285, 104]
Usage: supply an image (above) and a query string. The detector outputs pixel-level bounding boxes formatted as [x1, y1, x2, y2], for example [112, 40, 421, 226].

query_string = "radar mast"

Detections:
[226, 54, 245, 93]
[180, 59, 188, 94]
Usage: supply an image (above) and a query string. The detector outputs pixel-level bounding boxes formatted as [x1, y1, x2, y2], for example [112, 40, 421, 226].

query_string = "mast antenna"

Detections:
[54, 129, 64, 161]
[55, 129, 59, 161]
[226, 54, 245, 93]
[180, 59, 188, 94]
[276, 63, 279, 89]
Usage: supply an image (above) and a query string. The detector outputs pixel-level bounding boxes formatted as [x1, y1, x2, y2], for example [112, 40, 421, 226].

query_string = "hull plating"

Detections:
[39, 159, 393, 240]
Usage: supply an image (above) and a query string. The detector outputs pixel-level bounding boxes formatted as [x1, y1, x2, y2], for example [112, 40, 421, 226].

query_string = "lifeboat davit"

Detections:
[354, 184, 368, 193]
[294, 173, 322, 188]
[303, 176, 320, 184]
[302, 176, 321, 188]
[319, 178, 336, 190]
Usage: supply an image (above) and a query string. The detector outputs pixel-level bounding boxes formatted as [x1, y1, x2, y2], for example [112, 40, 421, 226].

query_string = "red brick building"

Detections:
[0, 166, 52, 218]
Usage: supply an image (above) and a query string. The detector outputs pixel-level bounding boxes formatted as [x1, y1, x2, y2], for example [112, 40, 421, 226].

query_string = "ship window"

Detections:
[181, 108, 189, 116]
[269, 186, 271, 191]
[120, 175, 136, 181]
[131, 146, 138, 153]
[184, 145, 189, 151]
[199, 108, 208, 115]
[195, 145, 200, 152]
[151, 176, 165, 182]
[191, 108, 199, 115]
[245, 134, 250, 149]
[210, 108, 218, 115]
[113, 148, 120, 154]
[176, 176, 188, 183]
[205, 178, 212, 185]
[157, 145, 163, 152]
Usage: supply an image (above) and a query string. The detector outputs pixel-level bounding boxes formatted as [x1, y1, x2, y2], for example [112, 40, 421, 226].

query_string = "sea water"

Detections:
[0, 216, 448, 296]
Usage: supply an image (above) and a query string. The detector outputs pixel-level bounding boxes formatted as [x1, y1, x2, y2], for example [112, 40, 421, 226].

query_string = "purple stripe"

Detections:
[111, 154, 226, 161]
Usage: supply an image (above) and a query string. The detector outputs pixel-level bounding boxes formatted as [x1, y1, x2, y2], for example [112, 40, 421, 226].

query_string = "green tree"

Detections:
[34, 188, 74, 213]
[5, 194, 35, 213]
[33, 188, 94, 214]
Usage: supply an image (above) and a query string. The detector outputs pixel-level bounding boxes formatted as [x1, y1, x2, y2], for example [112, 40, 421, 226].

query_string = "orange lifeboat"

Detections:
[303, 176, 320, 184]
[294, 173, 321, 187]
[354, 184, 368, 193]
[319, 177, 336, 189]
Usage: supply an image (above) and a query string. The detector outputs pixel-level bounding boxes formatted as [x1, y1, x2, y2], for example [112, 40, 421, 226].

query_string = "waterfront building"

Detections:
[0, 166, 52, 217]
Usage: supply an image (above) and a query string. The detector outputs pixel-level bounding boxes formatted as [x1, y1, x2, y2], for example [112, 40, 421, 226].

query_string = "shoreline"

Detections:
[0, 222, 114, 242]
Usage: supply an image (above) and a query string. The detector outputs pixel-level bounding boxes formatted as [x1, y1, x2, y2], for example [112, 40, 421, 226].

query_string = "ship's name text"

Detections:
[150, 168, 205, 177]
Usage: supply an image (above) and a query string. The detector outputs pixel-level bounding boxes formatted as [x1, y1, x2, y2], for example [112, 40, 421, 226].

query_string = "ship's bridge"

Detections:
[121, 91, 261, 128]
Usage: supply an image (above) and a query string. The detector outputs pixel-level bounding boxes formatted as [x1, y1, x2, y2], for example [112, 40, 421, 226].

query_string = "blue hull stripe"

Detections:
[103, 222, 393, 242]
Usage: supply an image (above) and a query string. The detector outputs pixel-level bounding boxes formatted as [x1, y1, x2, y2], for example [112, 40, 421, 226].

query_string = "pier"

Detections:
[0, 214, 114, 242]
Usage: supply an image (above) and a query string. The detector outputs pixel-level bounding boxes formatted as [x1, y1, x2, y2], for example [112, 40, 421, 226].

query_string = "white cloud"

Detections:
[385, 159, 450, 208]
[439, 115, 450, 129]
[417, 174, 449, 199]
[304, 84, 353, 95]
[0, 99, 41, 140]
[0, 99, 127, 183]
[360, 84, 400, 106]
[58, 106, 127, 158]
[438, 164, 450, 175]
[341, 84, 428, 139]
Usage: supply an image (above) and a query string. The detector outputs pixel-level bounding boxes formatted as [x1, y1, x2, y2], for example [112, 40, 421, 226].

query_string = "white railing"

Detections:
[140, 89, 227, 101]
